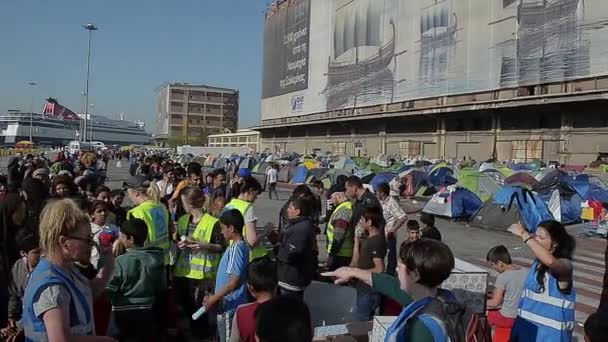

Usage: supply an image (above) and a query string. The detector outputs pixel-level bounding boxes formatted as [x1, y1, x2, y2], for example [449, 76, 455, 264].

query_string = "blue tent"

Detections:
[369, 172, 397, 192]
[427, 167, 457, 187]
[563, 174, 608, 203]
[471, 186, 554, 233]
[291, 166, 310, 184]
[422, 186, 482, 219]
[536, 184, 582, 225]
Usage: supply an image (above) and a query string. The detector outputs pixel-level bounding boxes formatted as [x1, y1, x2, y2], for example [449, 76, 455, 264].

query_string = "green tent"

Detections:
[457, 168, 501, 202]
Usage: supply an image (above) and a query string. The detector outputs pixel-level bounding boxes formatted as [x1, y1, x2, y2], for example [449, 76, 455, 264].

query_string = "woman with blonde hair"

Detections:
[174, 186, 224, 340]
[21, 198, 115, 341]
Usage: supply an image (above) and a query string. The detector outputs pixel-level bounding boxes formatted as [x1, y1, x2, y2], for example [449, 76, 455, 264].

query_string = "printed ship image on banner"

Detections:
[324, 0, 397, 110]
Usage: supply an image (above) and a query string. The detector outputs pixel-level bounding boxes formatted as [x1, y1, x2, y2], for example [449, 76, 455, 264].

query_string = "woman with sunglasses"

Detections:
[21, 199, 115, 342]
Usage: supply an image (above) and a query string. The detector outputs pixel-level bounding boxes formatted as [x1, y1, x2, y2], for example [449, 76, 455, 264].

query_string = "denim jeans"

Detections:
[217, 309, 235, 342]
[355, 289, 381, 321]
[386, 233, 398, 276]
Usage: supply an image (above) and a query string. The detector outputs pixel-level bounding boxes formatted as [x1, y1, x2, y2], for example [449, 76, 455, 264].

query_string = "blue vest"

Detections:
[22, 258, 93, 342]
[510, 260, 576, 342]
[384, 292, 453, 342]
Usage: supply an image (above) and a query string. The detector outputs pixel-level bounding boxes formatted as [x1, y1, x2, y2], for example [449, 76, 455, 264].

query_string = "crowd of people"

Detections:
[0, 149, 607, 342]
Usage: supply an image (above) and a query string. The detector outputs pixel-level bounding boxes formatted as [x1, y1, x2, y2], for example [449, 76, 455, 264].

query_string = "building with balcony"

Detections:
[156, 83, 238, 144]
[207, 129, 260, 152]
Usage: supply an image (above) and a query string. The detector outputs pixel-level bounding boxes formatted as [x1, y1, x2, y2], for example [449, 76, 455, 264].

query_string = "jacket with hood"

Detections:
[277, 216, 315, 290]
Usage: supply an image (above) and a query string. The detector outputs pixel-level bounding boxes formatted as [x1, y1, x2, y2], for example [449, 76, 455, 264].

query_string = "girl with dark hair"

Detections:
[508, 220, 576, 342]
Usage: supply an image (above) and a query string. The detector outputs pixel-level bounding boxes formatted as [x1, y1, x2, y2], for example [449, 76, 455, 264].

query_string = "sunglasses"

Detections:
[66, 234, 95, 245]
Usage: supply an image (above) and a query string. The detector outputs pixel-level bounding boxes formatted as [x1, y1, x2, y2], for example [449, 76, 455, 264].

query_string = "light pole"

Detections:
[89, 103, 94, 142]
[28, 82, 37, 142]
[82, 23, 98, 143]
[80, 91, 86, 142]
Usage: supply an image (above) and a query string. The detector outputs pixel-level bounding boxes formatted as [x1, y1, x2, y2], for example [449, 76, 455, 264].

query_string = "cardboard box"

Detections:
[440, 258, 488, 314]
[371, 316, 397, 342]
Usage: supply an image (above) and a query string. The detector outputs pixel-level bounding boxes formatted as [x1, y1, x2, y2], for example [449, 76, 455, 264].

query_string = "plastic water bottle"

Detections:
[192, 306, 206, 320]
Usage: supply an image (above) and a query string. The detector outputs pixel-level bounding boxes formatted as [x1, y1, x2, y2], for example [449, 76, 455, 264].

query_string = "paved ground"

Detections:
[2, 155, 605, 338]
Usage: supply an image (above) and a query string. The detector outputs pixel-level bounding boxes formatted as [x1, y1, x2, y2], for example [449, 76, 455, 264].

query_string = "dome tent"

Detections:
[471, 186, 554, 233]
[422, 185, 482, 219]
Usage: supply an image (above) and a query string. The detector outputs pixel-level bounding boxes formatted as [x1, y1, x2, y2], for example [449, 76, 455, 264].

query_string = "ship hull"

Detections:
[0, 119, 149, 146]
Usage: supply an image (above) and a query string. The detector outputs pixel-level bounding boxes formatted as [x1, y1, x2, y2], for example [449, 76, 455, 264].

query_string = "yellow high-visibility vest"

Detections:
[326, 201, 354, 258]
[174, 213, 220, 280]
[127, 200, 170, 265]
[225, 198, 269, 261]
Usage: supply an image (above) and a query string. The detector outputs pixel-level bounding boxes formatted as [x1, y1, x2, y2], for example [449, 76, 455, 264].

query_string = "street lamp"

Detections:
[28, 82, 38, 142]
[80, 91, 86, 142]
[89, 103, 94, 141]
[82, 23, 98, 142]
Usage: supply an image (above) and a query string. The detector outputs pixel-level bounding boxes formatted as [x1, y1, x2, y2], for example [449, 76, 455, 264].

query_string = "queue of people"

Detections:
[0, 150, 607, 342]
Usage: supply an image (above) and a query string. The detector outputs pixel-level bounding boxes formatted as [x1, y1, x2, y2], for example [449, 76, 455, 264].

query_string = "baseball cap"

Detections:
[123, 175, 150, 190]
[237, 168, 252, 178]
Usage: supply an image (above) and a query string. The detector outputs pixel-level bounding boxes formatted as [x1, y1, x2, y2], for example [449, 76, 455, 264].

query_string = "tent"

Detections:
[239, 157, 256, 170]
[536, 183, 582, 225]
[278, 165, 296, 183]
[309, 168, 329, 181]
[471, 186, 554, 233]
[320, 169, 351, 189]
[422, 186, 482, 219]
[369, 172, 397, 192]
[291, 166, 310, 184]
[302, 159, 318, 170]
[427, 163, 458, 187]
[504, 172, 539, 189]
[214, 157, 228, 170]
[399, 169, 426, 197]
[534, 168, 563, 189]
[334, 157, 356, 173]
[563, 174, 608, 203]
[457, 168, 501, 202]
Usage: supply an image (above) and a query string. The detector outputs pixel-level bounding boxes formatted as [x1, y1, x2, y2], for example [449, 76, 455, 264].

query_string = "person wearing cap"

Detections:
[224, 177, 270, 261]
[124, 175, 171, 265]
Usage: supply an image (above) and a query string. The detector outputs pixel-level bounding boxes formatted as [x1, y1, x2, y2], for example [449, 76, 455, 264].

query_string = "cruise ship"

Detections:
[0, 98, 150, 146]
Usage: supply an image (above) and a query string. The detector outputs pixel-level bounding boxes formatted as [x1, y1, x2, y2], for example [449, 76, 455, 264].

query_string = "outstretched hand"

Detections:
[508, 222, 526, 237]
[321, 267, 356, 285]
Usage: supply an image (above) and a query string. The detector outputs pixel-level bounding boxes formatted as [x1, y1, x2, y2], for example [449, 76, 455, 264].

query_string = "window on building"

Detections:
[399, 142, 422, 156]
[239, 136, 247, 143]
[512, 140, 543, 162]
[332, 142, 346, 155]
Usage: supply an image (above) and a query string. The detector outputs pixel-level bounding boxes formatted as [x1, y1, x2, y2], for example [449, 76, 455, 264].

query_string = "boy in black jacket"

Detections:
[277, 195, 315, 299]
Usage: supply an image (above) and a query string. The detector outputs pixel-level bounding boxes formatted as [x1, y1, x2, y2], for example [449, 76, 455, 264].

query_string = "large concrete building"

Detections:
[256, 0, 608, 166]
[156, 83, 238, 144]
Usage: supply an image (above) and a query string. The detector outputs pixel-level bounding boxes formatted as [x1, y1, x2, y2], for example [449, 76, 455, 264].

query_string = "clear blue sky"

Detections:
[0, 0, 267, 130]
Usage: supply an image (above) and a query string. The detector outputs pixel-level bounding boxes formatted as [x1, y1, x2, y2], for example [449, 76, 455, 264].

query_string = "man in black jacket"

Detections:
[277, 195, 315, 299]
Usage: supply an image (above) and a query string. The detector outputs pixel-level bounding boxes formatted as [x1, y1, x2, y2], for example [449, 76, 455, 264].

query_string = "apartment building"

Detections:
[156, 83, 238, 144]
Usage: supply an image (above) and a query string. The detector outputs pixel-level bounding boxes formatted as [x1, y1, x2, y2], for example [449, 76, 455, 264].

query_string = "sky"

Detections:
[0, 0, 268, 131]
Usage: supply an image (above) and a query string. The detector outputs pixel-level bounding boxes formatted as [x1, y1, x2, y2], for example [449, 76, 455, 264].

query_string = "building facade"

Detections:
[207, 129, 260, 152]
[156, 83, 238, 144]
[256, 0, 608, 166]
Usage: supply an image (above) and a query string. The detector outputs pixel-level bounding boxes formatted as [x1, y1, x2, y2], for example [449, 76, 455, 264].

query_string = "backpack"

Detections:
[385, 290, 491, 342]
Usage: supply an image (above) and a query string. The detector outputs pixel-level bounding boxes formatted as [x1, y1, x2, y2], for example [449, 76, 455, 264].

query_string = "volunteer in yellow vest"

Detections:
[224, 176, 269, 260]
[326, 192, 355, 271]
[125, 175, 171, 265]
[174, 186, 225, 340]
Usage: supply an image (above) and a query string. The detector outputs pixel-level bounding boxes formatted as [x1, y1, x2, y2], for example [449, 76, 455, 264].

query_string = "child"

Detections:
[203, 209, 250, 342]
[229, 258, 277, 342]
[584, 310, 608, 342]
[405, 220, 420, 243]
[4, 232, 41, 334]
[105, 218, 167, 342]
[255, 296, 313, 342]
[277, 195, 315, 298]
[89, 200, 120, 270]
[486, 245, 528, 330]
[110, 189, 127, 227]
[351, 208, 386, 321]
[420, 213, 442, 241]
